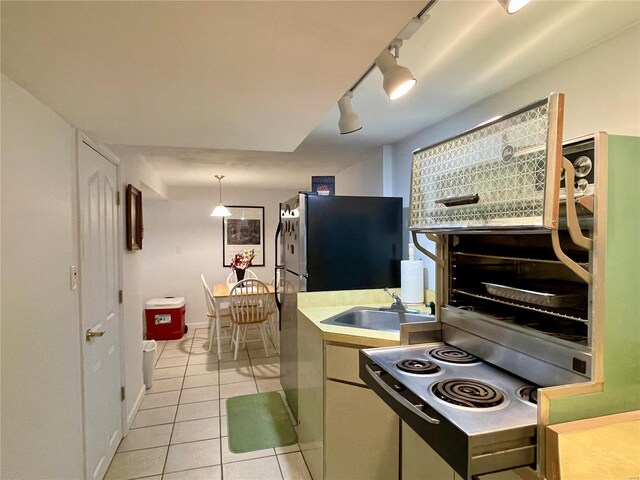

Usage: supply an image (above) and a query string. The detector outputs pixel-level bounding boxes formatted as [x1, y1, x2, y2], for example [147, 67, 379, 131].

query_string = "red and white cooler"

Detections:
[145, 297, 187, 340]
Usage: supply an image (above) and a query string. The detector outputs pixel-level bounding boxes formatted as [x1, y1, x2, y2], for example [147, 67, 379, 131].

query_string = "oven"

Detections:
[359, 94, 602, 479]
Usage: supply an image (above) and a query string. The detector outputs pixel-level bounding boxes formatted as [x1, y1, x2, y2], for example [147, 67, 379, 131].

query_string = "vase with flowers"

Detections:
[230, 249, 255, 281]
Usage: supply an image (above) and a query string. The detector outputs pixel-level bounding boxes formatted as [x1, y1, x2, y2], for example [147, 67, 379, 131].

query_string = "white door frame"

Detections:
[76, 131, 128, 476]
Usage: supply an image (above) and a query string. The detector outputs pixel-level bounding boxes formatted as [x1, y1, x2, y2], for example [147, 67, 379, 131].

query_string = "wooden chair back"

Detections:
[229, 279, 273, 325]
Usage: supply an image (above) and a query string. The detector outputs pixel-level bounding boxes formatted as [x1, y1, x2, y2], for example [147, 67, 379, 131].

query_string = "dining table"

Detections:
[209, 282, 276, 359]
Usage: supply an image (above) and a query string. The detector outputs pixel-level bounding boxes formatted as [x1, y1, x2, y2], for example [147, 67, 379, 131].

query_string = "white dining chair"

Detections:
[200, 273, 231, 350]
[228, 278, 274, 360]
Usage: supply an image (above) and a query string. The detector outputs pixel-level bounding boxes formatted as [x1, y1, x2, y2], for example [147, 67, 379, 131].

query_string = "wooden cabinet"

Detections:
[324, 344, 399, 480]
[297, 315, 325, 480]
[401, 421, 454, 480]
[325, 380, 399, 480]
[297, 334, 400, 480]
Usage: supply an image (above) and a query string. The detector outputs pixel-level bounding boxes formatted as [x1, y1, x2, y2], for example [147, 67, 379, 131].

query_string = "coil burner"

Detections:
[428, 346, 480, 365]
[432, 379, 505, 409]
[395, 359, 441, 375]
[518, 386, 539, 405]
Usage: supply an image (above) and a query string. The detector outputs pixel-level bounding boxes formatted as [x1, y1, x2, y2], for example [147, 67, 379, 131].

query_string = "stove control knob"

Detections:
[393, 384, 404, 392]
[575, 179, 589, 193]
[573, 156, 592, 178]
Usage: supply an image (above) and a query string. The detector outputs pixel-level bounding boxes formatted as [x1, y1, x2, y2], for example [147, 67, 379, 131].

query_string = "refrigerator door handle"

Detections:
[274, 219, 283, 312]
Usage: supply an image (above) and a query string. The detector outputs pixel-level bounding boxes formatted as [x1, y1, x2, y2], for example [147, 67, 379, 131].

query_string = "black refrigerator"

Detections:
[274, 193, 402, 421]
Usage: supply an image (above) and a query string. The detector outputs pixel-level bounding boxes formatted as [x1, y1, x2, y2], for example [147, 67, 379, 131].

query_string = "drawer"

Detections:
[325, 344, 364, 385]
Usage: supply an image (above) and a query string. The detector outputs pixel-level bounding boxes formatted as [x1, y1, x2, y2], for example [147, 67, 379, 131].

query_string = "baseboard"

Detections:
[127, 383, 146, 430]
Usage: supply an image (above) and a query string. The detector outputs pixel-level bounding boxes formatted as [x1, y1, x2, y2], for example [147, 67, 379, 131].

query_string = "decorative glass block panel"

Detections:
[410, 94, 563, 232]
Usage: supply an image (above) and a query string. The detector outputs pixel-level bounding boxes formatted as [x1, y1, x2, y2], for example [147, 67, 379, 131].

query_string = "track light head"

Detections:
[375, 48, 416, 101]
[337, 92, 362, 135]
[497, 0, 533, 14]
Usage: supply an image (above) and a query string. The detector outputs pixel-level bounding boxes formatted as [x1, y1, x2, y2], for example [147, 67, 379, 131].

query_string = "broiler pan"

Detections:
[482, 281, 584, 308]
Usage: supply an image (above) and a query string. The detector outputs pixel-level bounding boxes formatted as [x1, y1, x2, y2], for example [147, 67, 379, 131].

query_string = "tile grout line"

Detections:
[160, 332, 196, 477]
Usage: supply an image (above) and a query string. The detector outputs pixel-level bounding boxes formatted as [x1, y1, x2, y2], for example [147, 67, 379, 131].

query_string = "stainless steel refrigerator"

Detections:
[275, 193, 403, 421]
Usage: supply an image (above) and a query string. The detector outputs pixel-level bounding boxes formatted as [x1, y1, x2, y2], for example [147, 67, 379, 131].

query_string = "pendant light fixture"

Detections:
[375, 40, 416, 101]
[210, 175, 232, 217]
[337, 91, 362, 135]
[497, 0, 533, 14]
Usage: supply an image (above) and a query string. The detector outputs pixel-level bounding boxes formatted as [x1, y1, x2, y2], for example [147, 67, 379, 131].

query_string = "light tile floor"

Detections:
[106, 327, 311, 480]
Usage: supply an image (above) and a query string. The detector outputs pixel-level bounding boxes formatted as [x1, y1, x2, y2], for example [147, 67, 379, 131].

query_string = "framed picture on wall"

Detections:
[311, 176, 335, 196]
[222, 206, 265, 266]
[126, 184, 143, 251]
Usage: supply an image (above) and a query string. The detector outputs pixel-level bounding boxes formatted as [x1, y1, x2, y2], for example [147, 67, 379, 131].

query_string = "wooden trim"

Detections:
[545, 410, 639, 480]
[125, 184, 143, 251]
[543, 92, 565, 230]
[538, 132, 609, 479]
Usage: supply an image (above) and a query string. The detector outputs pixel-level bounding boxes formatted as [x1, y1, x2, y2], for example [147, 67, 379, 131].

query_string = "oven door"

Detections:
[359, 350, 536, 480]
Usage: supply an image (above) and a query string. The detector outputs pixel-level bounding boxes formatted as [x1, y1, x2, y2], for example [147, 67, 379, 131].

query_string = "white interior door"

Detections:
[79, 139, 122, 480]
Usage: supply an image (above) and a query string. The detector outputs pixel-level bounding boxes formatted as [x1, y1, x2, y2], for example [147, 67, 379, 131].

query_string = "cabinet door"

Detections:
[298, 317, 324, 480]
[325, 380, 399, 480]
[401, 421, 454, 480]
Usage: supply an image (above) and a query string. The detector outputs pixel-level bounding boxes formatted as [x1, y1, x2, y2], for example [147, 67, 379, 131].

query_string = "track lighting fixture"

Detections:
[333, 1, 436, 134]
[375, 40, 417, 101]
[497, 0, 533, 14]
[210, 175, 232, 217]
[337, 91, 362, 135]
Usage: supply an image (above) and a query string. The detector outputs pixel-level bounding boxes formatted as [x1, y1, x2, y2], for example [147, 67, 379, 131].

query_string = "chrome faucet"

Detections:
[381, 288, 418, 313]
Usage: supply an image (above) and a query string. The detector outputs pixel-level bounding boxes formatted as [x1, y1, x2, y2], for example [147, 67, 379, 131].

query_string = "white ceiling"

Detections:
[1, 1, 424, 152]
[2, 1, 639, 191]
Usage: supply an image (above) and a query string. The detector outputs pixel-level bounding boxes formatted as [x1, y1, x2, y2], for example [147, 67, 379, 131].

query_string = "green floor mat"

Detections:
[227, 392, 298, 453]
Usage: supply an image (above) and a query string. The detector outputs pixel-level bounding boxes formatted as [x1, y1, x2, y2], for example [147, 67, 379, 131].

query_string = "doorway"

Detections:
[78, 134, 124, 480]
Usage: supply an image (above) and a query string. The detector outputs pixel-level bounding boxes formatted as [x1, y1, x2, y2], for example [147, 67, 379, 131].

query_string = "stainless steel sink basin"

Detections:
[320, 307, 436, 332]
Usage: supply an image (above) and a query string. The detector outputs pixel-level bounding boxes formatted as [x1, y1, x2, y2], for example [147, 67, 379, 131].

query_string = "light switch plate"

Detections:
[70, 265, 78, 290]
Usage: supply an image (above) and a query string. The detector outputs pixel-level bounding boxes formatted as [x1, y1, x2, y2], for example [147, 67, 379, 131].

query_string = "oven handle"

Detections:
[364, 365, 440, 425]
[434, 193, 479, 207]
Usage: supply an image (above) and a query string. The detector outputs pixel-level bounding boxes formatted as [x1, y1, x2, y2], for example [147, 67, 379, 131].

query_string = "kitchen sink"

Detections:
[320, 307, 436, 332]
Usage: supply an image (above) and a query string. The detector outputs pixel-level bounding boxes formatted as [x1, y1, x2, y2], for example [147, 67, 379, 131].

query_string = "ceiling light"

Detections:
[337, 91, 362, 135]
[497, 0, 533, 14]
[375, 42, 416, 101]
[210, 175, 232, 217]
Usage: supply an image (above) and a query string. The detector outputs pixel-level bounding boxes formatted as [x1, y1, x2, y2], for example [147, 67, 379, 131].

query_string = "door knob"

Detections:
[86, 329, 105, 342]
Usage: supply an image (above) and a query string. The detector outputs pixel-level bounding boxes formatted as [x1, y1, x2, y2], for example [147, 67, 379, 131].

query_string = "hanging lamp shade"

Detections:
[375, 49, 416, 101]
[211, 204, 232, 217]
[210, 175, 232, 217]
[497, 0, 533, 14]
[337, 92, 362, 134]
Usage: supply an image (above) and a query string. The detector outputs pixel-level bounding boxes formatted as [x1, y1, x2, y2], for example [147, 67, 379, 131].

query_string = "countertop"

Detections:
[297, 288, 435, 348]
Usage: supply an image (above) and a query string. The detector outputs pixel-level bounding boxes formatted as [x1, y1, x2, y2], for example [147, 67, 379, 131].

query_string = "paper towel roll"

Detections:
[401, 260, 423, 304]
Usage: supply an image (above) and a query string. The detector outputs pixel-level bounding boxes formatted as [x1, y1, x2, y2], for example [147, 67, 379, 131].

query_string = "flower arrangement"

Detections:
[230, 249, 255, 272]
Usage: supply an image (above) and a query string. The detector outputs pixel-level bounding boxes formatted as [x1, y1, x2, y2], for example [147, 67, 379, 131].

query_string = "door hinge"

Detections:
[119, 290, 123, 304]
[121, 386, 126, 402]
[116, 191, 121, 206]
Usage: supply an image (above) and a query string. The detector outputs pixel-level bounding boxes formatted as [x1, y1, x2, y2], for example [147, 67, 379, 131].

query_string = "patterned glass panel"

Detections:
[410, 98, 557, 231]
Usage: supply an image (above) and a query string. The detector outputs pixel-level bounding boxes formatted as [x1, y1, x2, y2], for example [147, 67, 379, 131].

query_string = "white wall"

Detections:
[119, 157, 168, 425]
[335, 147, 384, 196]
[391, 24, 640, 288]
[141, 186, 293, 328]
[1, 75, 84, 479]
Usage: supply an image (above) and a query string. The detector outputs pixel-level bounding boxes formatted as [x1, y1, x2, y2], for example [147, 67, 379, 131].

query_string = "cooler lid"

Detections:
[146, 297, 185, 308]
